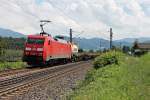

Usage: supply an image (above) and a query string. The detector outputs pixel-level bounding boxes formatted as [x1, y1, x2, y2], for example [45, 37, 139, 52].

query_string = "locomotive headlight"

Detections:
[25, 47, 31, 51]
[37, 48, 43, 51]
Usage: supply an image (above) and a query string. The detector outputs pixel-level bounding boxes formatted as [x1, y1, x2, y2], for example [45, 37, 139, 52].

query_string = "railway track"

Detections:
[0, 61, 77, 78]
[0, 69, 32, 77]
[0, 61, 92, 100]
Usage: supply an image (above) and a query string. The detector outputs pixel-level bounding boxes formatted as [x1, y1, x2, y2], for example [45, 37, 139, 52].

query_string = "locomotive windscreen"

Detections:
[27, 38, 45, 45]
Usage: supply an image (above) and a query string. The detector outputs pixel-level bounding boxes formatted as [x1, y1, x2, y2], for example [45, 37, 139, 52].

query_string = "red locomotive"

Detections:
[23, 20, 78, 65]
[23, 35, 73, 65]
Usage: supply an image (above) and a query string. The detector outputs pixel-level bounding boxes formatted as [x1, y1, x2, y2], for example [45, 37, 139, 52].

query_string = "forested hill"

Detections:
[1, 27, 150, 50]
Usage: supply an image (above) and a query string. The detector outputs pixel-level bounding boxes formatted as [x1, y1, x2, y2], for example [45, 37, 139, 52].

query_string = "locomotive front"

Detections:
[23, 35, 46, 65]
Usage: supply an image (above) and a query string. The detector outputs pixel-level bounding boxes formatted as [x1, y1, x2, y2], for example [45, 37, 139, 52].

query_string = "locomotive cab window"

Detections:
[27, 38, 45, 45]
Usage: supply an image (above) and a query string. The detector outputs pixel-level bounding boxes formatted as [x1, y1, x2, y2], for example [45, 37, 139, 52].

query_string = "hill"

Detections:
[116, 37, 150, 43]
[1, 27, 150, 50]
[65, 37, 132, 50]
[0, 27, 132, 50]
[0, 28, 25, 38]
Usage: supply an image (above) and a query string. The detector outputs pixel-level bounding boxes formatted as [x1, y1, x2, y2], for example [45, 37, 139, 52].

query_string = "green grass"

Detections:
[68, 51, 150, 100]
[0, 49, 23, 62]
[0, 49, 26, 71]
[0, 61, 27, 71]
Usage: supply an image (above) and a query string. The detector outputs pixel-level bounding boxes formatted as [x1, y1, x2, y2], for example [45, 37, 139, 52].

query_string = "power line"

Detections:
[73, 30, 84, 37]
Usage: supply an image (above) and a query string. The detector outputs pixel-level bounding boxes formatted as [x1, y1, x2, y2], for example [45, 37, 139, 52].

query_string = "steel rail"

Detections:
[0, 61, 91, 99]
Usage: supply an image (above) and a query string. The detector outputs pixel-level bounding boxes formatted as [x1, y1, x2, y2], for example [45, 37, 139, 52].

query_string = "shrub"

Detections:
[0, 49, 23, 62]
[68, 51, 150, 100]
[93, 51, 124, 69]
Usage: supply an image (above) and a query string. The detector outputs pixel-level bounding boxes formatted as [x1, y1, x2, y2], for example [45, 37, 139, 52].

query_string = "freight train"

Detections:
[23, 20, 96, 66]
[23, 34, 80, 65]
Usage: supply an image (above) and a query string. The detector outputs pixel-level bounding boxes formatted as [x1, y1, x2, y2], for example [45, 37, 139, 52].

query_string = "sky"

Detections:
[0, 0, 150, 40]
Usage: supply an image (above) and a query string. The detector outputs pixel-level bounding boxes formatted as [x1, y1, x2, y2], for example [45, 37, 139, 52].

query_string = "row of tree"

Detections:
[0, 37, 26, 56]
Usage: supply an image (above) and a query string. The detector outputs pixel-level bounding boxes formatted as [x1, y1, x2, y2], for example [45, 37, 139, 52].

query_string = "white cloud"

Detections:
[0, 0, 150, 39]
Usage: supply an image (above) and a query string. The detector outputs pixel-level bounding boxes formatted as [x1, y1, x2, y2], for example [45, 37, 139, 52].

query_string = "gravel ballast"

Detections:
[7, 61, 93, 100]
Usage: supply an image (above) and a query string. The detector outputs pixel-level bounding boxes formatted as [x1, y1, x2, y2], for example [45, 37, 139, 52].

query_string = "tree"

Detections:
[78, 48, 84, 53]
[103, 48, 108, 53]
[89, 49, 94, 53]
[0, 37, 6, 56]
[131, 39, 139, 53]
[122, 46, 130, 53]
[112, 45, 122, 51]
[132, 39, 139, 50]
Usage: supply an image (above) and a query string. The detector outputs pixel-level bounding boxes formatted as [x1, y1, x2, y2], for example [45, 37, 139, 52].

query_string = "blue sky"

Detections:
[0, 0, 150, 40]
[35, 0, 43, 5]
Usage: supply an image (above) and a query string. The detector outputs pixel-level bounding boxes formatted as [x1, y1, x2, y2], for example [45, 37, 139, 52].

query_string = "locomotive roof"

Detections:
[28, 35, 53, 39]
[27, 35, 70, 44]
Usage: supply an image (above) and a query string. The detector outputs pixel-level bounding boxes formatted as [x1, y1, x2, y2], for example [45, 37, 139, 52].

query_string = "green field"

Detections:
[0, 61, 26, 71]
[0, 49, 23, 62]
[0, 49, 27, 71]
[0, 37, 26, 71]
[68, 51, 150, 100]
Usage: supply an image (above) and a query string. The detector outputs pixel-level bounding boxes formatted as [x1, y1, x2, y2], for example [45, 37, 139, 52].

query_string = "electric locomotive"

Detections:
[23, 20, 76, 65]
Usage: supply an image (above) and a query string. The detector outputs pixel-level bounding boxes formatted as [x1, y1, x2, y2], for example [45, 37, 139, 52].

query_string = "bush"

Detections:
[69, 51, 150, 100]
[0, 49, 23, 62]
[93, 51, 124, 69]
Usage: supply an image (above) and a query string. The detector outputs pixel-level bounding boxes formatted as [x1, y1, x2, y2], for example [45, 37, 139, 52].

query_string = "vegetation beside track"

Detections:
[0, 61, 26, 71]
[0, 49, 23, 62]
[0, 37, 27, 71]
[0, 50, 27, 71]
[68, 51, 150, 100]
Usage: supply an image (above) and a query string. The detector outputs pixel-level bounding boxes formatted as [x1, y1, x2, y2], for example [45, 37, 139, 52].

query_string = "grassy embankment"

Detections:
[69, 51, 150, 100]
[0, 49, 27, 71]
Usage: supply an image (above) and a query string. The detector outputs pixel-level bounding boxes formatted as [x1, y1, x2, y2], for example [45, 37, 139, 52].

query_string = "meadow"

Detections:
[0, 49, 26, 71]
[0, 37, 27, 71]
[68, 51, 150, 100]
